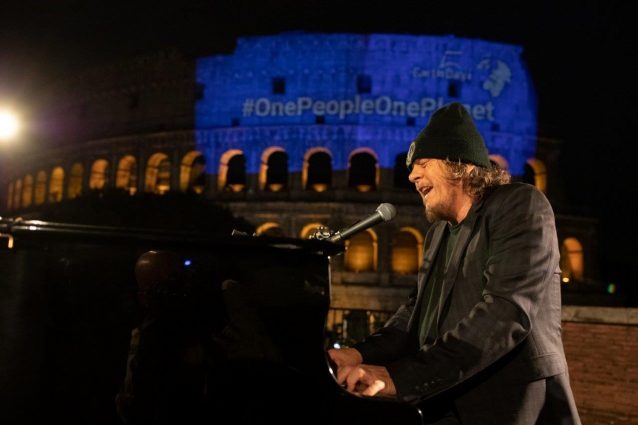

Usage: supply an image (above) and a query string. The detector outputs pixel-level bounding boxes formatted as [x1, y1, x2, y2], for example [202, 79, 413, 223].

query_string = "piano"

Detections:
[0, 218, 423, 424]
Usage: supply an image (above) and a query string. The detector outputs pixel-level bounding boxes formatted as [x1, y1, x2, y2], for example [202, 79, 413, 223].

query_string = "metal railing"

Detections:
[325, 307, 394, 348]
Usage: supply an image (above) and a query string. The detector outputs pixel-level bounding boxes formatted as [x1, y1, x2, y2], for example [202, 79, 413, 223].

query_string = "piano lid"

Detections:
[0, 217, 344, 257]
[1, 216, 422, 425]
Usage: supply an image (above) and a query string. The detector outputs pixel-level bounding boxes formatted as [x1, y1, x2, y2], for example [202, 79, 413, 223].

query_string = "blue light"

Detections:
[196, 33, 536, 176]
[183, 259, 192, 267]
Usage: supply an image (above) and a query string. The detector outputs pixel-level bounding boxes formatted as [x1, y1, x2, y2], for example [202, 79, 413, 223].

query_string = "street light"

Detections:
[0, 110, 20, 142]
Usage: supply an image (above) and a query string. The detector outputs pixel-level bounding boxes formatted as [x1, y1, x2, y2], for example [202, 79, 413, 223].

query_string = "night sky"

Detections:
[1, 1, 635, 295]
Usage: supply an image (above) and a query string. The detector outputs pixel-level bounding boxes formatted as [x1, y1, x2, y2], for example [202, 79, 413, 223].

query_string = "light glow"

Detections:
[0, 110, 20, 141]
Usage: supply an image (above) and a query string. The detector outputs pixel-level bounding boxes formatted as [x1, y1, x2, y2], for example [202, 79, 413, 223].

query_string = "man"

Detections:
[329, 102, 581, 424]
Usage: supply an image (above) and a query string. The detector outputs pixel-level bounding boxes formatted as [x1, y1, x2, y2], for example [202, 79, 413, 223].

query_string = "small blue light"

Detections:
[183, 259, 192, 267]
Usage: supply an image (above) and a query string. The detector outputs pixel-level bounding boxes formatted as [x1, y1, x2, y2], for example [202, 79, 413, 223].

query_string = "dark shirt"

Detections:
[418, 222, 461, 347]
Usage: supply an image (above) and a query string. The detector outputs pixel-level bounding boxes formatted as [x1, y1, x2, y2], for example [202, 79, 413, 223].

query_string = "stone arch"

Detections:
[259, 147, 288, 191]
[180, 150, 206, 193]
[560, 237, 584, 282]
[89, 159, 109, 190]
[391, 227, 424, 274]
[48, 166, 64, 202]
[255, 222, 285, 237]
[145, 152, 171, 194]
[348, 148, 379, 192]
[218, 149, 246, 192]
[344, 228, 378, 272]
[34, 171, 47, 205]
[393, 152, 412, 189]
[21, 174, 34, 208]
[524, 158, 547, 193]
[115, 155, 137, 194]
[303, 147, 332, 192]
[7, 181, 14, 210]
[12, 178, 22, 210]
[488, 154, 509, 171]
[67, 162, 84, 199]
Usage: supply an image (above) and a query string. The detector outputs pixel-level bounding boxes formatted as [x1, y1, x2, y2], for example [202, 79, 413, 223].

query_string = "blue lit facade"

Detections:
[0, 32, 606, 325]
[196, 33, 536, 176]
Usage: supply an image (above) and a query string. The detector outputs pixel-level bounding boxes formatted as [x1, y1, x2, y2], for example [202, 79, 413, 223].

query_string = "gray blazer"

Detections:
[355, 183, 581, 424]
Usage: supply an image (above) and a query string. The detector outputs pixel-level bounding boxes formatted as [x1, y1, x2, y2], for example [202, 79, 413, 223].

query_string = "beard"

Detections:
[424, 199, 453, 223]
[425, 207, 443, 223]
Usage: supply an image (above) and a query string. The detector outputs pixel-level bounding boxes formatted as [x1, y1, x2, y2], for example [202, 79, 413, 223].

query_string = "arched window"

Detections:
[48, 167, 64, 202]
[523, 158, 547, 193]
[34, 171, 47, 205]
[218, 149, 246, 192]
[560, 238, 584, 283]
[255, 222, 285, 237]
[180, 151, 206, 193]
[299, 222, 324, 239]
[21, 174, 34, 208]
[116, 155, 137, 194]
[260, 147, 288, 192]
[12, 178, 22, 210]
[67, 162, 84, 199]
[488, 154, 509, 171]
[393, 152, 412, 189]
[391, 228, 423, 274]
[89, 159, 109, 190]
[303, 148, 332, 192]
[145, 153, 171, 194]
[522, 163, 535, 186]
[7, 181, 14, 210]
[344, 229, 377, 272]
[348, 149, 379, 192]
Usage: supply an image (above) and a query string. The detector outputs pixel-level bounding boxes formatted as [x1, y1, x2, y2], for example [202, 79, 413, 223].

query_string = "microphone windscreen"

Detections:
[376, 203, 397, 222]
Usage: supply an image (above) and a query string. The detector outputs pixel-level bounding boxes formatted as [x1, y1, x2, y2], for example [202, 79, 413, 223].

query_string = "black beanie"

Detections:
[406, 102, 491, 169]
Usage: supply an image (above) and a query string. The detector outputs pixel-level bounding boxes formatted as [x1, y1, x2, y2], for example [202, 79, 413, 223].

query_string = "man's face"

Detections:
[408, 158, 463, 223]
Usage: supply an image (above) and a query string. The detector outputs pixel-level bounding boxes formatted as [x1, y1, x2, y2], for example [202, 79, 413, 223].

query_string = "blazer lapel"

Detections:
[407, 222, 447, 331]
[436, 209, 479, 326]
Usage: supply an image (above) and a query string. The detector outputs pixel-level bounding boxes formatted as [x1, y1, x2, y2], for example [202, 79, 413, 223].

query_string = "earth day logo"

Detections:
[476, 57, 512, 98]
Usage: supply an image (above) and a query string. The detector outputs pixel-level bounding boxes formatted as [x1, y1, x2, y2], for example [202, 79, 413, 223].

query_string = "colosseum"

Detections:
[1, 33, 606, 341]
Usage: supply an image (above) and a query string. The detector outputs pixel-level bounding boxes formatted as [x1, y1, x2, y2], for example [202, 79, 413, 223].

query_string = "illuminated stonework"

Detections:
[196, 33, 537, 176]
[0, 35, 602, 319]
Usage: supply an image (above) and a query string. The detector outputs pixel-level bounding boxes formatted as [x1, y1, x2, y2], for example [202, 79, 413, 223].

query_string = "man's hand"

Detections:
[336, 364, 397, 398]
[327, 347, 363, 368]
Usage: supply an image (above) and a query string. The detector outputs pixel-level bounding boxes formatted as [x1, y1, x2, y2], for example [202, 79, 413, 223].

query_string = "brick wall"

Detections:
[562, 307, 638, 424]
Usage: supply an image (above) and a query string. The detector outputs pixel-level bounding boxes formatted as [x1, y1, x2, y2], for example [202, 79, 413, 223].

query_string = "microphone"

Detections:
[329, 203, 396, 242]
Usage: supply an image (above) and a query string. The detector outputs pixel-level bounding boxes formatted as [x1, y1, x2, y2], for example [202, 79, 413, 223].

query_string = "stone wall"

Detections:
[562, 306, 638, 424]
